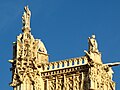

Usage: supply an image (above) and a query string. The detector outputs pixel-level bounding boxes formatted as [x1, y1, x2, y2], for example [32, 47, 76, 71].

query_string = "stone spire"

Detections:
[22, 5, 31, 32]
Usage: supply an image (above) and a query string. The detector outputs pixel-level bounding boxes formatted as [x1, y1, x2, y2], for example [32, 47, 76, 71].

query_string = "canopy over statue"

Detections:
[22, 6, 31, 31]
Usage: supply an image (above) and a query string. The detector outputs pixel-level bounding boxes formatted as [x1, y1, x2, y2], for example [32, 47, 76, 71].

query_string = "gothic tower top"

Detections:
[22, 5, 31, 32]
[9, 5, 120, 90]
[9, 6, 48, 87]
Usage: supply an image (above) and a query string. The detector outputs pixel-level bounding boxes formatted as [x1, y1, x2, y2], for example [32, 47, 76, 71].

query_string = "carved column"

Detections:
[63, 74, 67, 90]
[80, 72, 84, 90]
[56, 76, 63, 90]
[46, 79, 49, 90]
[67, 76, 73, 90]
[73, 74, 76, 90]
[73, 74, 79, 90]
[49, 79, 52, 90]
[56, 76, 58, 90]
[89, 69, 95, 89]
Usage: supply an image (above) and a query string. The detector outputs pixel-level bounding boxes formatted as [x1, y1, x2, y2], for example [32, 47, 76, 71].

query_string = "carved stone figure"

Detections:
[88, 35, 98, 53]
[84, 35, 102, 64]
[22, 6, 31, 29]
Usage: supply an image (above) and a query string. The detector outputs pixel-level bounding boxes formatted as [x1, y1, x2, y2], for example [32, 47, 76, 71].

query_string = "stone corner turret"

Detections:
[9, 6, 48, 90]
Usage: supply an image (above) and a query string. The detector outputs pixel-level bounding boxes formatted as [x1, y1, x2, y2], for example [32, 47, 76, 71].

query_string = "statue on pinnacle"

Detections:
[88, 34, 99, 53]
[22, 6, 31, 31]
[84, 35, 102, 64]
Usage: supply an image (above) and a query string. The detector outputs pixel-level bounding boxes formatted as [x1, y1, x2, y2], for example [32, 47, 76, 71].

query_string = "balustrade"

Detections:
[43, 56, 88, 71]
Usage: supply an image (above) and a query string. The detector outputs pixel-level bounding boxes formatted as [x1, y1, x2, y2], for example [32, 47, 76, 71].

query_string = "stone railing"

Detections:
[42, 56, 88, 71]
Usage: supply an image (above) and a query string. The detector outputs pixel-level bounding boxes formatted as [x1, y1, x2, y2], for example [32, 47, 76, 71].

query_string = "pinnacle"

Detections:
[22, 5, 31, 33]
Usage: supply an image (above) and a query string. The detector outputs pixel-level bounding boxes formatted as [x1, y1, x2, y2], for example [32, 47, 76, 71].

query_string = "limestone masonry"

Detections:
[9, 6, 120, 90]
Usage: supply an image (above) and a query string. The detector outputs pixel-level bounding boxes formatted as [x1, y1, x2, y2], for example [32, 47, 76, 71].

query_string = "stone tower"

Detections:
[9, 6, 120, 90]
[9, 6, 48, 90]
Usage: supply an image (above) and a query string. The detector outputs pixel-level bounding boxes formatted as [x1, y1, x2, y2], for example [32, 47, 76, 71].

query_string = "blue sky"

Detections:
[0, 0, 120, 90]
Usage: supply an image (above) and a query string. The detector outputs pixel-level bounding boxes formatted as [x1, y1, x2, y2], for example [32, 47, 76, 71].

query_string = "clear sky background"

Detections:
[0, 0, 120, 90]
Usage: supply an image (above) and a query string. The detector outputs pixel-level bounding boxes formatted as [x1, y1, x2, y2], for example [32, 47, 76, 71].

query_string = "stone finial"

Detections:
[22, 5, 31, 32]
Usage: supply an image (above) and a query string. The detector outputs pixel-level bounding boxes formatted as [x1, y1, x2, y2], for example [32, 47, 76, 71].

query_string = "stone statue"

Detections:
[22, 6, 31, 29]
[88, 34, 98, 53]
[84, 35, 102, 64]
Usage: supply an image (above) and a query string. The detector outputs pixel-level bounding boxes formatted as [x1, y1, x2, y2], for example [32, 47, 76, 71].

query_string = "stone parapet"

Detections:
[42, 56, 88, 71]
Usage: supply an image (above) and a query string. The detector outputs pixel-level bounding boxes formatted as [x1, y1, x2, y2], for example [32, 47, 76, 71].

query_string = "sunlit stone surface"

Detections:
[9, 6, 120, 90]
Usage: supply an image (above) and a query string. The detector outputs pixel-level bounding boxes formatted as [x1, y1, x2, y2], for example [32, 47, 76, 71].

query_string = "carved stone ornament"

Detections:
[89, 63, 115, 89]
[22, 5, 31, 30]
[84, 35, 102, 64]
[50, 79, 56, 90]
[10, 6, 48, 89]
[9, 5, 120, 90]
[74, 76, 80, 90]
